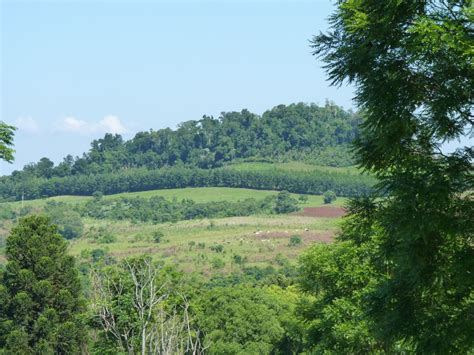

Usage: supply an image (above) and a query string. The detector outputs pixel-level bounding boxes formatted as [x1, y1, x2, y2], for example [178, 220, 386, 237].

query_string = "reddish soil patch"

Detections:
[295, 206, 346, 218]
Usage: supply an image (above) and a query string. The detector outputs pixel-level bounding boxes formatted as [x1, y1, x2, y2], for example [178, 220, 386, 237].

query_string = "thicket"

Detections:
[78, 192, 300, 223]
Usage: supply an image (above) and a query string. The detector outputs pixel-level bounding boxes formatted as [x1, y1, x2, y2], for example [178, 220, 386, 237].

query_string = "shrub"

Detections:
[210, 244, 224, 253]
[298, 194, 309, 203]
[274, 191, 299, 214]
[153, 230, 164, 243]
[211, 257, 225, 269]
[289, 235, 302, 247]
[323, 190, 337, 204]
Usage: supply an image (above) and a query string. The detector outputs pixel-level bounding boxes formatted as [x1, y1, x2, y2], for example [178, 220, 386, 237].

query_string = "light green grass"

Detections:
[69, 214, 342, 275]
[1, 186, 346, 275]
[225, 161, 361, 174]
[4, 187, 346, 208]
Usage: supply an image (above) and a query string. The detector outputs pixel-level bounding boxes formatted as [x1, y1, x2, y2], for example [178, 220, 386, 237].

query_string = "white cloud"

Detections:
[16, 117, 40, 134]
[60, 117, 89, 133]
[97, 115, 127, 134]
[57, 115, 127, 135]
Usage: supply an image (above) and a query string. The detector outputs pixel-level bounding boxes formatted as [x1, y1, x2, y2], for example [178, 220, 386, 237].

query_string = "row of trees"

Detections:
[9, 102, 360, 181]
[47, 191, 300, 226]
[0, 166, 374, 201]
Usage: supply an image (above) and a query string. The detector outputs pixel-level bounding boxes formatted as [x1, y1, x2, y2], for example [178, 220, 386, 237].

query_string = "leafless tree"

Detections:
[91, 257, 206, 354]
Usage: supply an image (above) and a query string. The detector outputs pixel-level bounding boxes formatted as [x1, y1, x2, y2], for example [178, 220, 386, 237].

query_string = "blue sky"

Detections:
[1, 0, 356, 174]
[1, 1, 470, 175]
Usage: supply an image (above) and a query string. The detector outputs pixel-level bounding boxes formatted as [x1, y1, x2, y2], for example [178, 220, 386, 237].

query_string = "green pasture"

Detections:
[5, 187, 347, 209]
[225, 161, 361, 174]
[0, 186, 347, 274]
[69, 214, 342, 275]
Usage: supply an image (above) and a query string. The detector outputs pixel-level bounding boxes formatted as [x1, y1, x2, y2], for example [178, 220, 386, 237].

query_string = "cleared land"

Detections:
[69, 214, 341, 275]
[0, 186, 346, 273]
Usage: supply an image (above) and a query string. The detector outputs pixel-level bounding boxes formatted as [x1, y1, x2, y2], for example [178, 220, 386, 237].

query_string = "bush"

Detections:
[49, 208, 84, 239]
[289, 235, 302, 247]
[323, 190, 337, 204]
[153, 230, 164, 243]
[298, 194, 309, 203]
[210, 244, 224, 253]
[274, 191, 300, 214]
[211, 257, 225, 269]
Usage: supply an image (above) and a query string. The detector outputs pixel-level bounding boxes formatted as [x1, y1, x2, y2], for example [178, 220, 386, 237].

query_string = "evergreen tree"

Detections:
[0, 215, 86, 353]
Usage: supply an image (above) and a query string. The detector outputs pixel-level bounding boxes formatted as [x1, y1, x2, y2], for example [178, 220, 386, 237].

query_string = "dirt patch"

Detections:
[295, 206, 346, 218]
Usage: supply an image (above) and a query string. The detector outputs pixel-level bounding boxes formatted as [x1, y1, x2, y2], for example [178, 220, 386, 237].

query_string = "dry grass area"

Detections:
[68, 215, 341, 275]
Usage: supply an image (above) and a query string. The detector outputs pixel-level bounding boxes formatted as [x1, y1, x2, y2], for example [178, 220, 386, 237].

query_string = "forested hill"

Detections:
[11, 102, 360, 179]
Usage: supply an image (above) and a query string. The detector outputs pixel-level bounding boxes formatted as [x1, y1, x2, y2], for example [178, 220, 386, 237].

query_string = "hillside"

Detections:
[5, 102, 359, 176]
[0, 186, 345, 271]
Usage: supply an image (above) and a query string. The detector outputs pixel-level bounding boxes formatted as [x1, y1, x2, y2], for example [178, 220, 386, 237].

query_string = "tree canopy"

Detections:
[0, 216, 86, 353]
[0, 122, 15, 163]
[302, 0, 473, 352]
[8, 102, 360, 181]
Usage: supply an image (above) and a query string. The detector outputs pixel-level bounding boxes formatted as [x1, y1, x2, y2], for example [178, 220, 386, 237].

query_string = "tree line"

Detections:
[46, 191, 301, 227]
[0, 166, 374, 201]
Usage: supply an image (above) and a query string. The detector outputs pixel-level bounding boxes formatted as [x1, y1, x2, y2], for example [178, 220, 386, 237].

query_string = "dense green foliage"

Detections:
[323, 190, 336, 204]
[0, 165, 374, 201]
[0, 216, 86, 353]
[301, 0, 474, 353]
[73, 191, 299, 223]
[195, 285, 305, 354]
[9, 102, 359, 181]
[45, 202, 84, 239]
[0, 122, 15, 163]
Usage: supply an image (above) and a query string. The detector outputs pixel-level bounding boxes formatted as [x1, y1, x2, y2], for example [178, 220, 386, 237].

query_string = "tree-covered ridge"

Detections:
[11, 102, 360, 179]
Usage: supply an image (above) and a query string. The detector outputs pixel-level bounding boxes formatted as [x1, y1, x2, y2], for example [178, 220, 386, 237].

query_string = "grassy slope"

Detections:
[69, 215, 341, 275]
[224, 161, 361, 174]
[0, 187, 345, 271]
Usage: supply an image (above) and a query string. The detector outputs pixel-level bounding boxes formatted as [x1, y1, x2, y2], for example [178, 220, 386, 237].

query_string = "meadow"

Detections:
[0, 187, 345, 272]
[225, 161, 361, 174]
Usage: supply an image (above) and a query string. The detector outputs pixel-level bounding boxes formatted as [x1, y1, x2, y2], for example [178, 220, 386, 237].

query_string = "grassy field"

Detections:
[69, 214, 341, 275]
[225, 161, 361, 174]
[0, 186, 346, 273]
[7, 187, 347, 208]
